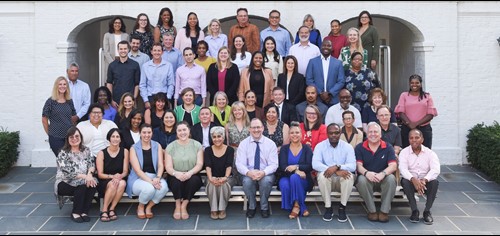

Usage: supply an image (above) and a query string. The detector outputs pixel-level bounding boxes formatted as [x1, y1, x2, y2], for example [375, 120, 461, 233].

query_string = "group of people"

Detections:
[42, 6, 441, 226]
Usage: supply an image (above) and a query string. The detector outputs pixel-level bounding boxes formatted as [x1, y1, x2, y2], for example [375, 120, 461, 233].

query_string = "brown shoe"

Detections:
[218, 210, 226, 219]
[367, 212, 378, 221]
[378, 212, 389, 222]
[210, 211, 219, 220]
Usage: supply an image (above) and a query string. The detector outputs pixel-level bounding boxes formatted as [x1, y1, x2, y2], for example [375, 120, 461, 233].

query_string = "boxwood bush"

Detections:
[0, 127, 20, 177]
[466, 121, 500, 183]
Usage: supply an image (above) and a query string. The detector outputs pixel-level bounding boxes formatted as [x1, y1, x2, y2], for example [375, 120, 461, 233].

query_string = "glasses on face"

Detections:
[139, 19, 148, 22]
[343, 117, 353, 121]
[250, 126, 262, 130]
[360, 16, 369, 19]
[269, 16, 280, 19]
[91, 111, 102, 115]
[69, 135, 80, 140]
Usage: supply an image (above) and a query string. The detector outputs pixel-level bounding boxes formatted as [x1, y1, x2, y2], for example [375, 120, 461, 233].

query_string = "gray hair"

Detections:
[67, 62, 79, 70]
[367, 121, 381, 133]
[210, 126, 225, 139]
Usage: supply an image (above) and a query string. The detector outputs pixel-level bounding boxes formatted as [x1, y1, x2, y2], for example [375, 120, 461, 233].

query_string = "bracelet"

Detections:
[364, 170, 369, 176]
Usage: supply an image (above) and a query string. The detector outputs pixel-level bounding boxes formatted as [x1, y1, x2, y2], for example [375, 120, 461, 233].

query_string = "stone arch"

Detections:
[341, 14, 427, 107]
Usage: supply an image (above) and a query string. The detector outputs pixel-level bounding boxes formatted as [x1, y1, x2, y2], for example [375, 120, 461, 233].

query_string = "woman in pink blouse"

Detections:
[395, 74, 438, 149]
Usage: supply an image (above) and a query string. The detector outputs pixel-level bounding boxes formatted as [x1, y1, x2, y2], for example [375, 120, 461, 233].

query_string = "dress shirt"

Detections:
[312, 139, 356, 173]
[128, 51, 150, 67]
[399, 145, 440, 181]
[201, 124, 210, 148]
[67, 79, 91, 119]
[288, 42, 320, 76]
[161, 48, 184, 76]
[325, 103, 362, 128]
[205, 34, 228, 58]
[174, 63, 206, 100]
[236, 135, 278, 176]
[139, 59, 175, 101]
[260, 26, 292, 56]
[275, 102, 283, 121]
[321, 55, 330, 92]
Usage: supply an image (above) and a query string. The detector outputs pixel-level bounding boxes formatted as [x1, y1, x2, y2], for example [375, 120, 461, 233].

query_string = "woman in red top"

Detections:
[299, 105, 327, 151]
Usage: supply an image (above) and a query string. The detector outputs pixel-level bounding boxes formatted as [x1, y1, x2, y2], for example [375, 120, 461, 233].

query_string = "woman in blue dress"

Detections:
[277, 121, 313, 219]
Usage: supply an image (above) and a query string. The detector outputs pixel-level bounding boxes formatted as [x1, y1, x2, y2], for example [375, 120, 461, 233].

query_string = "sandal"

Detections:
[289, 203, 300, 219]
[100, 212, 110, 222]
[108, 210, 118, 221]
[181, 209, 190, 220]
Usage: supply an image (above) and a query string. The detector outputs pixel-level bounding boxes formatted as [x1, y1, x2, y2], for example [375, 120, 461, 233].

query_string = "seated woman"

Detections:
[94, 86, 117, 121]
[361, 88, 397, 133]
[96, 128, 129, 222]
[144, 92, 168, 129]
[204, 126, 235, 220]
[243, 90, 264, 120]
[262, 104, 289, 152]
[339, 110, 364, 149]
[55, 126, 97, 223]
[114, 92, 136, 130]
[277, 121, 313, 219]
[225, 101, 250, 149]
[174, 87, 201, 127]
[126, 124, 168, 220]
[209, 91, 231, 127]
[299, 105, 327, 151]
[152, 109, 177, 149]
[121, 109, 144, 150]
[165, 122, 204, 220]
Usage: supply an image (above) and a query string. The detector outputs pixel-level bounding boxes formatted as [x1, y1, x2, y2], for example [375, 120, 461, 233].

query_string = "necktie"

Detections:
[254, 141, 260, 170]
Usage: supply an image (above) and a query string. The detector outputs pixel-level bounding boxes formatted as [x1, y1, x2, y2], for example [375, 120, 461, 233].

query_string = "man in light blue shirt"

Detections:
[66, 62, 90, 122]
[260, 10, 292, 57]
[161, 33, 183, 78]
[128, 35, 150, 67]
[236, 118, 278, 219]
[312, 123, 356, 222]
[140, 42, 174, 109]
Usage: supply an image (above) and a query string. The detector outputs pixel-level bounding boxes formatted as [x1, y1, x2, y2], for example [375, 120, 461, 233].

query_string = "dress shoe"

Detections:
[71, 214, 84, 223]
[80, 214, 90, 222]
[378, 212, 389, 222]
[367, 212, 378, 221]
[261, 209, 270, 218]
[423, 211, 433, 225]
[410, 210, 420, 223]
[246, 209, 256, 218]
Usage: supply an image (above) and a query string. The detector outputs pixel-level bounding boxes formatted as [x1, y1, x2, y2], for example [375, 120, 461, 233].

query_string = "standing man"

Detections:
[323, 19, 348, 59]
[66, 62, 90, 123]
[139, 42, 174, 110]
[355, 122, 398, 223]
[128, 35, 150, 67]
[325, 89, 362, 128]
[236, 118, 278, 218]
[305, 39, 345, 106]
[228, 8, 261, 53]
[312, 123, 356, 222]
[270, 87, 296, 126]
[399, 129, 440, 225]
[296, 85, 329, 123]
[106, 40, 141, 108]
[174, 47, 206, 107]
[161, 33, 184, 78]
[288, 26, 320, 76]
[260, 10, 291, 57]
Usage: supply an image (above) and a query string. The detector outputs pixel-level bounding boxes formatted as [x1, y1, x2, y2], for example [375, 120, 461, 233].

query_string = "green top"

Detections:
[174, 105, 201, 125]
[166, 139, 202, 172]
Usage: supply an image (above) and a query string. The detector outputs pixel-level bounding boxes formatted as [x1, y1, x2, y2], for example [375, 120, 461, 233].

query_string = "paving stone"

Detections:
[299, 215, 353, 230]
[446, 165, 477, 172]
[39, 216, 97, 231]
[416, 203, 467, 217]
[196, 213, 247, 230]
[62, 231, 114, 235]
[470, 182, 500, 192]
[456, 203, 500, 217]
[15, 183, 54, 193]
[29, 203, 72, 217]
[248, 215, 300, 230]
[0, 183, 24, 193]
[40, 168, 57, 174]
[115, 231, 167, 235]
[22, 193, 59, 204]
[437, 182, 480, 192]
[399, 215, 460, 231]
[221, 230, 275, 235]
[0, 216, 49, 231]
[432, 191, 475, 204]
[169, 230, 221, 235]
[91, 215, 147, 231]
[0, 204, 38, 217]
[329, 229, 384, 235]
[435, 231, 493, 235]
[3, 173, 54, 183]
[440, 173, 487, 182]
[276, 229, 329, 235]
[349, 215, 406, 231]
[144, 215, 196, 231]
[383, 230, 437, 235]
[9, 232, 62, 235]
[0, 193, 31, 204]
[448, 217, 500, 231]
[464, 192, 500, 203]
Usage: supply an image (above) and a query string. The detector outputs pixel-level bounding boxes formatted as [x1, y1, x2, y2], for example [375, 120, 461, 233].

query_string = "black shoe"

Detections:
[338, 205, 347, 223]
[409, 210, 420, 223]
[322, 207, 333, 222]
[71, 214, 84, 223]
[423, 211, 433, 225]
[261, 209, 270, 218]
[246, 209, 256, 218]
[81, 214, 90, 222]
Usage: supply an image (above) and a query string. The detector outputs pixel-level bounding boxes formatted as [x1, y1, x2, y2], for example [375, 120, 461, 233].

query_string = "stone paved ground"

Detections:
[0, 165, 499, 235]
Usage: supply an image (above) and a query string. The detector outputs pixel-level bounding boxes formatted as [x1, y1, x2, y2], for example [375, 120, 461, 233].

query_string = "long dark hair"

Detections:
[262, 36, 280, 63]
[184, 12, 201, 39]
[304, 105, 323, 131]
[133, 13, 152, 33]
[408, 74, 428, 101]
[108, 16, 126, 33]
[230, 35, 248, 61]
[248, 51, 267, 74]
[156, 7, 174, 28]
[357, 10, 373, 27]
[61, 126, 85, 153]
[160, 109, 177, 134]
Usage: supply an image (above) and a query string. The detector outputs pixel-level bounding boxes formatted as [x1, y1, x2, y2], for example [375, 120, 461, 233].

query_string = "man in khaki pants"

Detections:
[312, 123, 356, 222]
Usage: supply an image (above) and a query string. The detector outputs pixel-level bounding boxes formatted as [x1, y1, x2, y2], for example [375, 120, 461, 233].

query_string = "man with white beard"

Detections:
[288, 26, 320, 76]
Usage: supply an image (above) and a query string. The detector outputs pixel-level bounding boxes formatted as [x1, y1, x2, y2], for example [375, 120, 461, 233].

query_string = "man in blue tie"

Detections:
[236, 118, 278, 218]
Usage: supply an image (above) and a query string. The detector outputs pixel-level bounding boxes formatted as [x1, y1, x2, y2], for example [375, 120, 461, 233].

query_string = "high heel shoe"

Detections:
[289, 204, 300, 219]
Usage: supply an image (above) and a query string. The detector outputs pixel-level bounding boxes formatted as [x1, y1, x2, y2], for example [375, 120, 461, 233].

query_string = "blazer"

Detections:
[305, 56, 345, 105]
[190, 122, 217, 147]
[238, 67, 274, 108]
[103, 32, 130, 64]
[271, 101, 297, 126]
[277, 144, 314, 192]
[277, 72, 306, 106]
[120, 128, 137, 150]
[206, 63, 240, 105]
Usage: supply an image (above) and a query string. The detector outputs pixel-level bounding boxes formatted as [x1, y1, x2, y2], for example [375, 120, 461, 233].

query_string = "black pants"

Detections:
[167, 174, 202, 200]
[401, 124, 433, 149]
[401, 178, 439, 212]
[48, 135, 65, 157]
[58, 182, 96, 214]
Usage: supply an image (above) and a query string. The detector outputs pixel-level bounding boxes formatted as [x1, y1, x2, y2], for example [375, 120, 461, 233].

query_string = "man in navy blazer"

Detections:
[305, 39, 345, 106]
[191, 107, 221, 149]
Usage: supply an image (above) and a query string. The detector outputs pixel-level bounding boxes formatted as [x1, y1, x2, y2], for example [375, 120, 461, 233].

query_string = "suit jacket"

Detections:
[277, 144, 314, 192]
[277, 72, 306, 106]
[305, 56, 345, 105]
[206, 63, 240, 105]
[190, 122, 219, 147]
[272, 101, 297, 126]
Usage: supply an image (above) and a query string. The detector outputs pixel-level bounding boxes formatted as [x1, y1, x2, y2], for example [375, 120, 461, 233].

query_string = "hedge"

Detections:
[0, 127, 20, 177]
[466, 121, 500, 184]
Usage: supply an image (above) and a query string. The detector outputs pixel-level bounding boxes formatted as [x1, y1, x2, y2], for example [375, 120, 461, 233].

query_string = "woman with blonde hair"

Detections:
[42, 76, 77, 156]
[209, 91, 231, 127]
[205, 18, 228, 58]
[338, 27, 368, 71]
[206, 46, 240, 105]
[114, 92, 136, 130]
[225, 101, 250, 149]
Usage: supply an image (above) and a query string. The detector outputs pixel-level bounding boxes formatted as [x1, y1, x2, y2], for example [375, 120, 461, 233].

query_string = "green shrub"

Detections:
[466, 121, 500, 184]
[0, 127, 20, 177]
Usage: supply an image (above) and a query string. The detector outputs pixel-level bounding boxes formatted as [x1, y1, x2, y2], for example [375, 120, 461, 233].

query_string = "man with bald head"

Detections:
[295, 85, 329, 123]
[325, 89, 362, 128]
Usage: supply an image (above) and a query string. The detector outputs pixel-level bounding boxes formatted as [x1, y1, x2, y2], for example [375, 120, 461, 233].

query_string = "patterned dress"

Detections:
[344, 68, 380, 111]
[263, 120, 285, 147]
[227, 123, 250, 147]
[130, 30, 153, 57]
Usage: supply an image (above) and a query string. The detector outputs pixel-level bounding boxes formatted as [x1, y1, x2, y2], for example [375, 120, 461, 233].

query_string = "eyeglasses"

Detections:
[269, 16, 280, 19]
[69, 135, 80, 140]
[360, 16, 370, 19]
[343, 117, 353, 121]
[250, 126, 262, 129]
[91, 111, 103, 115]
[139, 19, 148, 22]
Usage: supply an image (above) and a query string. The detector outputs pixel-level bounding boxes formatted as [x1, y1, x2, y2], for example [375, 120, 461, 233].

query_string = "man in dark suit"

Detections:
[270, 87, 297, 126]
[305, 39, 345, 106]
[190, 107, 220, 149]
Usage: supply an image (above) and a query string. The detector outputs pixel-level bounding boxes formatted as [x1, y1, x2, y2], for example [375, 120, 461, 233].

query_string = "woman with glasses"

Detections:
[77, 104, 118, 157]
[299, 105, 327, 151]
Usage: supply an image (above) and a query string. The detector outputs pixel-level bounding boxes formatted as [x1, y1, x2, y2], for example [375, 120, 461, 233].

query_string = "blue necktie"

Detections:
[254, 141, 260, 170]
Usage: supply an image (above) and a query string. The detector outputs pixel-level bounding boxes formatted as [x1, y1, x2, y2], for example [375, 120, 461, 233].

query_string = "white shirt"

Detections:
[321, 55, 330, 92]
[325, 103, 362, 128]
[76, 120, 118, 157]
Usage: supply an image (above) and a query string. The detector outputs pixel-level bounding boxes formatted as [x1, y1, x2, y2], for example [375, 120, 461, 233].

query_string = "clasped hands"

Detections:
[209, 176, 228, 186]
[85, 173, 97, 188]
[411, 177, 428, 196]
[247, 170, 265, 181]
[365, 171, 386, 183]
[324, 166, 351, 179]
[285, 165, 306, 179]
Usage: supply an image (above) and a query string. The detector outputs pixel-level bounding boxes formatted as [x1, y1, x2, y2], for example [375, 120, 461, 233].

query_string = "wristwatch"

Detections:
[336, 164, 341, 169]
[383, 170, 388, 176]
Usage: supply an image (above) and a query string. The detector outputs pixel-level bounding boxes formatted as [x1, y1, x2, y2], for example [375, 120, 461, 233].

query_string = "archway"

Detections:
[341, 15, 425, 108]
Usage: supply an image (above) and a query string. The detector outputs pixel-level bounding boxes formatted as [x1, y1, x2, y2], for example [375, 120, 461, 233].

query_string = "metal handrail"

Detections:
[98, 47, 103, 86]
[378, 45, 391, 106]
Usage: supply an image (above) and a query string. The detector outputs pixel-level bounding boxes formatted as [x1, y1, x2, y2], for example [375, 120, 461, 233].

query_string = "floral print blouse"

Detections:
[54, 147, 96, 194]
[344, 67, 380, 111]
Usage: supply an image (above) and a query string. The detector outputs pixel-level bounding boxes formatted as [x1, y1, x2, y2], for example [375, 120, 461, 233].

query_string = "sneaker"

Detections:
[423, 211, 433, 225]
[338, 205, 347, 223]
[322, 207, 333, 222]
[409, 210, 420, 223]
